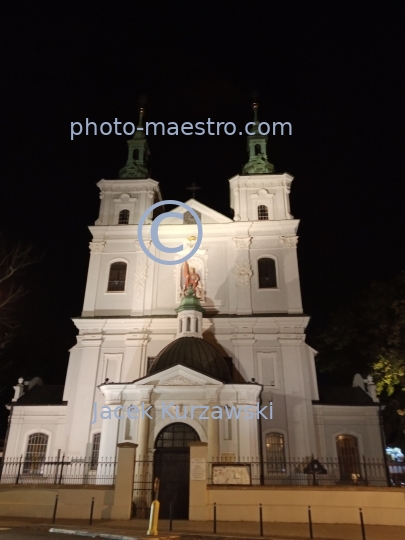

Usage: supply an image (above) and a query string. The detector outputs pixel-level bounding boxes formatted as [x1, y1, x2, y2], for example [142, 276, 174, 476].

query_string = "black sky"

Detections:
[1, 2, 404, 432]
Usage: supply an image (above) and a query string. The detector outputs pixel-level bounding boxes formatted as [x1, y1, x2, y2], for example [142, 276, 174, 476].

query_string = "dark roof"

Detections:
[12, 385, 66, 406]
[314, 386, 376, 406]
[148, 336, 232, 383]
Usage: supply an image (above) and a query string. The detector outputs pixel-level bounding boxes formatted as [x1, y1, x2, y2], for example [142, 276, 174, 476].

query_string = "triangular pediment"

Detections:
[162, 199, 232, 225]
[136, 364, 223, 387]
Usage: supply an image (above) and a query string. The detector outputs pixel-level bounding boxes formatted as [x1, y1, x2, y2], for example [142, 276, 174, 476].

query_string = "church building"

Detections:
[3, 104, 386, 517]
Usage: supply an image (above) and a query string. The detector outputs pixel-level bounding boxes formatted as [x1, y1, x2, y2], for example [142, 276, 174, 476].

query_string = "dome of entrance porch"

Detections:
[148, 336, 231, 383]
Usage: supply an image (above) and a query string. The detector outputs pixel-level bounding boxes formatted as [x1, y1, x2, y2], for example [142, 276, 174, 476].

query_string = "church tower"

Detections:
[119, 107, 149, 179]
[242, 102, 275, 175]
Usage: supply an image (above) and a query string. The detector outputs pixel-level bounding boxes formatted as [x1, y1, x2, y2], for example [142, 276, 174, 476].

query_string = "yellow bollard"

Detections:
[147, 499, 160, 536]
[147, 477, 160, 536]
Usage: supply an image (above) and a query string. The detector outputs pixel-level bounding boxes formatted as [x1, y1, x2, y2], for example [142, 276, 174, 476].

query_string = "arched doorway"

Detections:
[336, 434, 361, 481]
[154, 423, 200, 519]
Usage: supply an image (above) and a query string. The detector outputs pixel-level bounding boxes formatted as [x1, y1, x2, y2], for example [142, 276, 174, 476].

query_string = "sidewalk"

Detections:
[0, 516, 404, 540]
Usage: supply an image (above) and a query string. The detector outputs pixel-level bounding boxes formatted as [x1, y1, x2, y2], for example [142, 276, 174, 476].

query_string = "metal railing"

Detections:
[207, 456, 389, 487]
[132, 458, 154, 518]
[0, 456, 117, 485]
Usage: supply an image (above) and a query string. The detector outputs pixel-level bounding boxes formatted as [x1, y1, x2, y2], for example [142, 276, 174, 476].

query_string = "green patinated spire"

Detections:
[176, 285, 204, 313]
[242, 102, 275, 175]
[119, 107, 150, 179]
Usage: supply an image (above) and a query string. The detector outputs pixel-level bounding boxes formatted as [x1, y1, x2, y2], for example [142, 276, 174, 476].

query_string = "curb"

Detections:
[49, 529, 139, 540]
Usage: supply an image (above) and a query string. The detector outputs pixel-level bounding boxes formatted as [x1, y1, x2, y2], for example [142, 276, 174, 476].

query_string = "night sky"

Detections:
[1, 3, 404, 434]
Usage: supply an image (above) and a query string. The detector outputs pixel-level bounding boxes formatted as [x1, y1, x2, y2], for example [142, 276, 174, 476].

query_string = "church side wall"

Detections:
[4, 406, 66, 459]
[313, 405, 384, 459]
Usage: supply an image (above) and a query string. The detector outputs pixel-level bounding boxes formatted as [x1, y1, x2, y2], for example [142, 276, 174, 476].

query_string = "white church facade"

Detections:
[2, 105, 386, 513]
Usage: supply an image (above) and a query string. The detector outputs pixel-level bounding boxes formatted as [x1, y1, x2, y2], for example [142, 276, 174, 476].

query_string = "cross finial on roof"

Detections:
[186, 181, 201, 199]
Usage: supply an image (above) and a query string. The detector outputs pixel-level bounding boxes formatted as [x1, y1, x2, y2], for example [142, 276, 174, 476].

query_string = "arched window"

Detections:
[258, 205, 269, 220]
[118, 209, 129, 225]
[107, 262, 127, 292]
[24, 433, 48, 474]
[195, 319, 198, 332]
[186, 317, 191, 331]
[255, 143, 262, 155]
[179, 319, 182, 333]
[155, 423, 200, 448]
[133, 149, 139, 160]
[91, 433, 101, 470]
[336, 435, 361, 480]
[265, 433, 286, 472]
[258, 258, 277, 288]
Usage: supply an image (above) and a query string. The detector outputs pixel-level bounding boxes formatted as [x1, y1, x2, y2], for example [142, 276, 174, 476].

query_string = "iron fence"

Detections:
[0, 456, 117, 485]
[132, 457, 154, 518]
[208, 456, 389, 487]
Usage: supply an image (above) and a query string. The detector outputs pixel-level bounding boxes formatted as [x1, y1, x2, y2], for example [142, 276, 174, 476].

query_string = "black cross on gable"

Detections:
[186, 181, 201, 199]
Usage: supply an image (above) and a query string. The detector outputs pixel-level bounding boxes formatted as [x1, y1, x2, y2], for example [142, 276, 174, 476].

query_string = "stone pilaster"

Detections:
[232, 236, 253, 315]
[82, 242, 105, 316]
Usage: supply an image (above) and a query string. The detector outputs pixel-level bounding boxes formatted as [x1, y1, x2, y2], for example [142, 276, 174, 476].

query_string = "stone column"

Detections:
[111, 442, 138, 520]
[131, 248, 150, 316]
[136, 404, 150, 460]
[207, 413, 220, 462]
[133, 395, 152, 515]
[189, 442, 208, 521]
[82, 242, 105, 316]
[97, 404, 121, 484]
[280, 235, 302, 314]
[239, 185, 248, 221]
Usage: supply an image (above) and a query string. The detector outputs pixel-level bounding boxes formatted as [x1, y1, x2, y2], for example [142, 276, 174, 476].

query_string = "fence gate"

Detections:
[154, 448, 190, 519]
[133, 459, 154, 518]
[152, 422, 200, 520]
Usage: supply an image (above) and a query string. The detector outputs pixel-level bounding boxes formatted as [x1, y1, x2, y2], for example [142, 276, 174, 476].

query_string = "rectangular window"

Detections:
[91, 433, 101, 470]
[258, 258, 277, 288]
[108, 262, 127, 292]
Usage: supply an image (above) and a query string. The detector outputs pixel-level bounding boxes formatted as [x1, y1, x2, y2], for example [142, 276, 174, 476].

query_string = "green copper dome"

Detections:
[243, 102, 274, 175]
[148, 336, 232, 383]
[176, 285, 204, 313]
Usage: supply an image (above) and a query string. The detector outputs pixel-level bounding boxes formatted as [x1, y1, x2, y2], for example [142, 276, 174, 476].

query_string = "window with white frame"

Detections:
[265, 432, 286, 472]
[23, 433, 48, 474]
